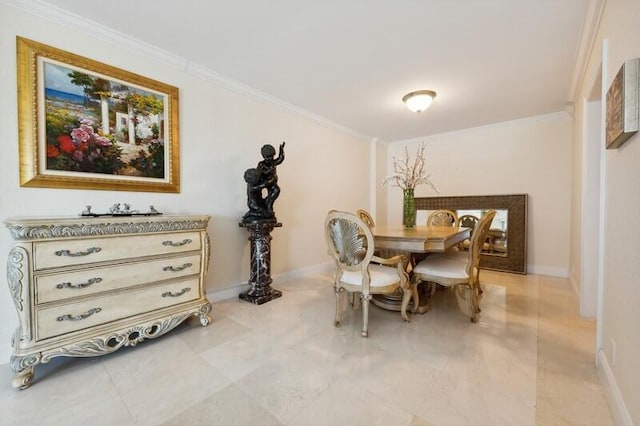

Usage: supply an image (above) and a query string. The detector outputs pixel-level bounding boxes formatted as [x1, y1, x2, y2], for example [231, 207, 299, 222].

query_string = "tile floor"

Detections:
[0, 270, 613, 425]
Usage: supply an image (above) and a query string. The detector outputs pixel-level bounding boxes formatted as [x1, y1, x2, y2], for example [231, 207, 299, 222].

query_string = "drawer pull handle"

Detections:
[56, 307, 102, 322]
[162, 239, 192, 247]
[55, 247, 102, 257]
[163, 263, 193, 272]
[162, 288, 191, 298]
[56, 277, 103, 290]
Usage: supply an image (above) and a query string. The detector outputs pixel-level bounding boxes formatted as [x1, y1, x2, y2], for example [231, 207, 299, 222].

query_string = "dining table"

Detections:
[373, 225, 470, 254]
[372, 225, 471, 314]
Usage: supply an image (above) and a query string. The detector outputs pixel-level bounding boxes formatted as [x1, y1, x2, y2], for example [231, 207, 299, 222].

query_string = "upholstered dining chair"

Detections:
[458, 214, 479, 232]
[457, 214, 479, 251]
[426, 209, 459, 227]
[427, 210, 460, 261]
[412, 210, 496, 323]
[325, 210, 413, 337]
[355, 209, 379, 304]
[356, 209, 375, 228]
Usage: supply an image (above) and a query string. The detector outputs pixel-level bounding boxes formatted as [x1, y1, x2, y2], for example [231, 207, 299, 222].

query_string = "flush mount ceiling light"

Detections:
[402, 90, 437, 113]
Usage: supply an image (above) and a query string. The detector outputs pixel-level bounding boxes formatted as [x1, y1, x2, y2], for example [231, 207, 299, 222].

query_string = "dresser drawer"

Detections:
[36, 278, 200, 340]
[33, 232, 201, 270]
[35, 254, 202, 304]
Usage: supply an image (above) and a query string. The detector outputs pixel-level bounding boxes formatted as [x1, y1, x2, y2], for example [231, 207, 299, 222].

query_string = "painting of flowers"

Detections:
[17, 37, 180, 192]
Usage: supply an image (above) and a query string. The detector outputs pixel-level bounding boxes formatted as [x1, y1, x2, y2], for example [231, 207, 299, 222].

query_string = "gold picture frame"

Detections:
[606, 58, 639, 150]
[17, 36, 180, 192]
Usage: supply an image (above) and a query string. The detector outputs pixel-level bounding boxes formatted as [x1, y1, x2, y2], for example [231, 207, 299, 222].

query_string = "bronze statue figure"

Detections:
[242, 142, 285, 223]
[239, 142, 286, 304]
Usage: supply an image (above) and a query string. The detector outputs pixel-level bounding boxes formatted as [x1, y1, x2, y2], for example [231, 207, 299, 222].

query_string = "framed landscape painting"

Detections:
[16, 37, 180, 192]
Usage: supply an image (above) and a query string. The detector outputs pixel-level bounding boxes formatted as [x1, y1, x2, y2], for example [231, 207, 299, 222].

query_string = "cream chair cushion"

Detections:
[341, 264, 405, 287]
[413, 255, 469, 280]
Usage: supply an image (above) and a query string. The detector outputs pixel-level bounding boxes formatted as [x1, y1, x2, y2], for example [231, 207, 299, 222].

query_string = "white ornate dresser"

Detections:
[4, 214, 212, 389]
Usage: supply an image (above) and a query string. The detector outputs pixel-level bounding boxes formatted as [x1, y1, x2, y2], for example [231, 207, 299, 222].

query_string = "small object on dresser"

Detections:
[109, 203, 121, 214]
[80, 204, 162, 217]
[121, 204, 139, 215]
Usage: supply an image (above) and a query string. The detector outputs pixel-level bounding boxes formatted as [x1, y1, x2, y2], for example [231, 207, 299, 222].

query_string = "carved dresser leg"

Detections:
[13, 367, 34, 390]
[10, 354, 40, 390]
[199, 302, 212, 326]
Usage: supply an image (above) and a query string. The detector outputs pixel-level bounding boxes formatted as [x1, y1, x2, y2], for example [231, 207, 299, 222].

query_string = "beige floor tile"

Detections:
[161, 383, 282, 426]
[286, 376, 415, 425]
[174, 315, 253, 354]
[0, 271, 615, 425]
[0, 357, 132, 426]
[101, 335, 231, 425]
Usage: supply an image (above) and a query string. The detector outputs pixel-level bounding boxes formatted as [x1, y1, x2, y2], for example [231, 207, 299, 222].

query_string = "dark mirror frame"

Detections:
[415, 194, 528, 274]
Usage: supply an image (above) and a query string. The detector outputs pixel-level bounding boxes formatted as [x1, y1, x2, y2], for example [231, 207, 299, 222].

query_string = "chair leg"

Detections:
[352, 292, 360, 310]
[411, 277, 420, 314]
[430, 281, 437, 297]
[455, 285, 480, 323]
[476, 283, 483, 312]
[472, 273, 483, 311]
[360, 293, 371, 337]
[469, 290, 480, 323]
[400, 287, 412, 322]
[334, 286, 346, 327]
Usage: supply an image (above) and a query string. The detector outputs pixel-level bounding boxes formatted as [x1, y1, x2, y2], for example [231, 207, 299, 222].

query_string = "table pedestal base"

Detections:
[371, 282, 433, 314]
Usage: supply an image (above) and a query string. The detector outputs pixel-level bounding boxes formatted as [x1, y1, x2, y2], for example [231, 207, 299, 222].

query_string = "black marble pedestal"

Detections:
[239, 220, 283, 305]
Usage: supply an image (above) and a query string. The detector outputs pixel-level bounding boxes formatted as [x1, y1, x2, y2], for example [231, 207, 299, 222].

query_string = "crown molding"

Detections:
[2, 0, 187, 69]
[568, 0, 606, 102]
[2, 0, 371, 142]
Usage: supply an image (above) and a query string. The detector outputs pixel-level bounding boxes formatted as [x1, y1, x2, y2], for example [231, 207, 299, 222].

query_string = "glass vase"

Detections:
[403, 188, 416, 228]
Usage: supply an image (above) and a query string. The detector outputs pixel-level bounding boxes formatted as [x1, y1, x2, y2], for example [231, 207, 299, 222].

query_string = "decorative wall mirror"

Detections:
[415, 194, 527, 274]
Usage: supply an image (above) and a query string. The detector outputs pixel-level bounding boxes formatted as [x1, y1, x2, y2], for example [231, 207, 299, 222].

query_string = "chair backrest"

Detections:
[465, 210, 497, 276]
[325, 210, 375, 290]
[457, 214, 480, 251]
[458, 214, 479, 233]
[426, 209, 459, 227]
[356, 209, 375, 228]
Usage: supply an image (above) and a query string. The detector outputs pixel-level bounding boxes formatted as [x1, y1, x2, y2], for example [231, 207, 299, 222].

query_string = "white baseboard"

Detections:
[527, 265, 568, 277]
[597, 348, 634, 426]
[206, 262, 333, 302]
[207, 284, 249, 303]
[568, 271, 580, 297]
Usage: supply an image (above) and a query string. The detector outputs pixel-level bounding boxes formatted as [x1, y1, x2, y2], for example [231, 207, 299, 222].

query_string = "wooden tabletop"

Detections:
[373, 225, 470, 253]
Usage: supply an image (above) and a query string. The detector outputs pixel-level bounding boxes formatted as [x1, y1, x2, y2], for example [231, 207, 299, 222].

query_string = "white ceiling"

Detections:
[37, 0, 590, 142]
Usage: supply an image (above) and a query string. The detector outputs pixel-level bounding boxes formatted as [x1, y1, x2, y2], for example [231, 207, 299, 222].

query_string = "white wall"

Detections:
[570, 90, 602, 320]
[385, 112, 573, 276]
[0, 3, 371, 361]
[374, 139, 389, 226]
[581, 99, 603, 318]
[571, 1, 640, 423]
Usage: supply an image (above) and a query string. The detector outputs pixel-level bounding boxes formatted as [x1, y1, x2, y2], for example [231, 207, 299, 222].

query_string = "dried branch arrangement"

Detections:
[382, 142, 438, 192]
